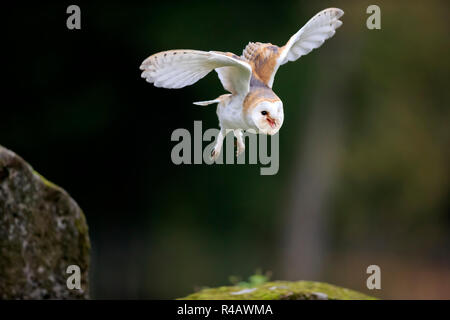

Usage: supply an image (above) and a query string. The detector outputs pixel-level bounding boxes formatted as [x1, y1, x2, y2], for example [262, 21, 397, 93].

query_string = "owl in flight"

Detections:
[140, 8, 344, 160]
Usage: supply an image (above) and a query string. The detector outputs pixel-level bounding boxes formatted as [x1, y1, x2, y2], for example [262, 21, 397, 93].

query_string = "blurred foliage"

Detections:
[229, 269, 272, 288]
[330, 1, 449, 253]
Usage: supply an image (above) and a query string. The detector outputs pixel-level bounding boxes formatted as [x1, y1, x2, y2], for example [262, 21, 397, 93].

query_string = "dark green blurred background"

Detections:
[2, 0, 449, 299]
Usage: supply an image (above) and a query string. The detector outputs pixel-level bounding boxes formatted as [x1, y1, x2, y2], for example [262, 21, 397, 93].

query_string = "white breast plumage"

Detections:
[217, 96, 250, 130]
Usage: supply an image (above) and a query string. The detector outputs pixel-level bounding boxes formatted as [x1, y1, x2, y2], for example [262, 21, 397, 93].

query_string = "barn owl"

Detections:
[140, 8, 344, 160]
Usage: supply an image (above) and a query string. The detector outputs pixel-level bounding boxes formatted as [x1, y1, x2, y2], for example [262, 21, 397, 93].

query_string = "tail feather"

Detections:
[193, 99, 221, 106]
[193, 94, 231, 106]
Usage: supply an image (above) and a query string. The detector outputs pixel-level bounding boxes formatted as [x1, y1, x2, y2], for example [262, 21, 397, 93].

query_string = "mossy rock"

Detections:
[180, 281, 376, 300]
[0, 145, 90, 299]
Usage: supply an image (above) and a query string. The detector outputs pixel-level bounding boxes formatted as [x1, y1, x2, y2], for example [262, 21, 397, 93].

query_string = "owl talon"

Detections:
[210, 148, 220, 161]
[236, 144, 245, 157]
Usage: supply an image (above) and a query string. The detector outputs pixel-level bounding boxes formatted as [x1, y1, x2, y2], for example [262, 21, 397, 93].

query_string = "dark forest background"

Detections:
[2, 0, 449, 299]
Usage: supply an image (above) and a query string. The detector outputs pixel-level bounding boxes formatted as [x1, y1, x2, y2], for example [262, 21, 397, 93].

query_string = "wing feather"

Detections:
[279, 8, 344, 66]
[140, 50, 252, 96]
[246, 8, 344, 88]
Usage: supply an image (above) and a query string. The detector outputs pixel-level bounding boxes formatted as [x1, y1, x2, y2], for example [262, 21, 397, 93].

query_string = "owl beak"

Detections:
[266, 116, 276, 128]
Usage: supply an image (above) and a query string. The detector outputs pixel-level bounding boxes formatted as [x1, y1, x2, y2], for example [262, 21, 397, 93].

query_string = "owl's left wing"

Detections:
[140, 50, 252, 97]
[266, 8, 344, 87]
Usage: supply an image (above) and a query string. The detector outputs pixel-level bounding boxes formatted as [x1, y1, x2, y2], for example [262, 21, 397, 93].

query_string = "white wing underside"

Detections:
[140, 50, 252, 97]
[278, 8, 344, 66]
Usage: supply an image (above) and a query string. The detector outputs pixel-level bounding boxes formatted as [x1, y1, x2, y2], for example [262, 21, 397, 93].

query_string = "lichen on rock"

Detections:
[0, 145, 90, 299]
[179, 281, 376, 300]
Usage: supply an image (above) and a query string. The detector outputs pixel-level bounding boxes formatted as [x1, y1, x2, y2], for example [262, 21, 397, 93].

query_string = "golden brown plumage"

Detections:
[241, 42, 282, 87]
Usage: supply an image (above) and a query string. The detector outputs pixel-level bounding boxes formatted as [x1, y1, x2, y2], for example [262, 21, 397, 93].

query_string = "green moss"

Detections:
[75, 208, 91, 261]
[32, 169, 91, 260]
[32, 169, 60, 190]
[179, 281, 377, 300]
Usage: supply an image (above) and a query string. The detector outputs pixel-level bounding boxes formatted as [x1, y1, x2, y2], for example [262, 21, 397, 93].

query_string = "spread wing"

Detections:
[140, 50, 252, 96]
[279, 8, 344, 65]
[250, 8, 343, 88]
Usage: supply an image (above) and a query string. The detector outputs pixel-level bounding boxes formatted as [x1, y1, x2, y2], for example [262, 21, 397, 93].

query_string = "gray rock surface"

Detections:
[0, 145, 90, 299]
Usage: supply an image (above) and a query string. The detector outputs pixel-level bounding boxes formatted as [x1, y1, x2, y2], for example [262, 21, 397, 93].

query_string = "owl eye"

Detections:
[261, 111, 268, 115]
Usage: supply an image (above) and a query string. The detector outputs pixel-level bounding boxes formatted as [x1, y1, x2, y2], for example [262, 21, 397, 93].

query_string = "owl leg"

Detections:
[234, 129, 245, 156]
[211, 128, 225, 161]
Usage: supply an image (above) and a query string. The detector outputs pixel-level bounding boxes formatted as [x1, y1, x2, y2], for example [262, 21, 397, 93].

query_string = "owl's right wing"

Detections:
[278, 8, 344, 66]
[240, 8, 344, 88]
[140, 50, 252, 97]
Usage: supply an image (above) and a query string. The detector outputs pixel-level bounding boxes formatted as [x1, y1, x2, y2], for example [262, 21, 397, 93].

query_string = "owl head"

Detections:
[250, 100, 284, 135]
